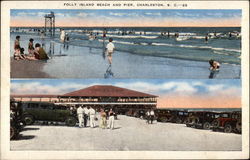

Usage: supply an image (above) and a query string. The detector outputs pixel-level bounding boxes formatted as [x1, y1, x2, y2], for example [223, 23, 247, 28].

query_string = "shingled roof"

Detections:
[61, 85, 157, 98]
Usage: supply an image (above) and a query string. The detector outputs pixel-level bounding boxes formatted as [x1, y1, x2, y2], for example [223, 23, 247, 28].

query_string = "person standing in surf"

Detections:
[205, 35, 209, 43]
[106, 38, 115, 65]
[60, 29, 66, 43]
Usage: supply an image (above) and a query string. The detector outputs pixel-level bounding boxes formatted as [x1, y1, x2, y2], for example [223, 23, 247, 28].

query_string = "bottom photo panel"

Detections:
[10, 79, 241, 151]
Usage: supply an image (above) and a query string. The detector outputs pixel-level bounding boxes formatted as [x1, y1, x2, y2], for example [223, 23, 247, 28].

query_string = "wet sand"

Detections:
[11, 58, 51, 78]
[42, 46, 241, 79]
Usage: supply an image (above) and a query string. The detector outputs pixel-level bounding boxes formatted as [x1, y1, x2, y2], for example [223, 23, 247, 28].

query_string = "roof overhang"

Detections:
[55, 102, 157, 105]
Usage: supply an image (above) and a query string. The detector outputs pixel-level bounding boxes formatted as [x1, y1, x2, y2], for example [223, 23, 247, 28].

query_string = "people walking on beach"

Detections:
[77, 105, 84, 128]
[108, 109, 115, 129]
[106, 38, 115, 65]
[100, 108, 107, 129]
[89, 107, 96, 128]
[60, 29, 66, 43]
[83, 106, 89, 127]
[209, 59, 220, 71]
[150, 109, 155, 124]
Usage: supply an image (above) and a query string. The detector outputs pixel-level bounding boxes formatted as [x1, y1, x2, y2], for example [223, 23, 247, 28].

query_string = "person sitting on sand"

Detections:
[34, 43, 49, 60]
[106, 38, 115, 65]
[14, 36, 20, 51]
[209, 59, 220, 70]
[28, 38, 35, 55]
[13, 36, 25, 60]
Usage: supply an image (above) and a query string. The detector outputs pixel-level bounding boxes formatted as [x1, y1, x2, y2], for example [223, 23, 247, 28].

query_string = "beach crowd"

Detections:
[13, 35, 49, 61]
[74, 105, 157, 129]
[76, 106, 116, 130]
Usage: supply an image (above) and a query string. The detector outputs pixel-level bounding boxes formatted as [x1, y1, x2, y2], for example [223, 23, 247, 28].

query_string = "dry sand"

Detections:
[10, 115, 241, 151]
[11, 58, 51, 78]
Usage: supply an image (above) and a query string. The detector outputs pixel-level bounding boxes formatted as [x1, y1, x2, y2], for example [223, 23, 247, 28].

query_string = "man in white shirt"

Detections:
[77, 105, 84, 128]
[150, 109, 155, 124]
[83, 106, 89, 127]
[106, 38, 115, 65]
[108, 108, 115, 129]
[89, 107, 96, 128]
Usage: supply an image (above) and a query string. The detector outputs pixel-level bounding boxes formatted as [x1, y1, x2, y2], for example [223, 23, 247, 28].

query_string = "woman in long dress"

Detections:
[99, 109, 107, 129]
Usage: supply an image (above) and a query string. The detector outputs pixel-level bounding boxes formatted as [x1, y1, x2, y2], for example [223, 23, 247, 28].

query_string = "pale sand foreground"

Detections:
[11, 115, 241, 151]
[11, 58, 51, 78]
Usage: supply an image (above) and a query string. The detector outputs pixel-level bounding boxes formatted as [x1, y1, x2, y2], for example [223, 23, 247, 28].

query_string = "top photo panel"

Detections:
[10, 9, 241, 79]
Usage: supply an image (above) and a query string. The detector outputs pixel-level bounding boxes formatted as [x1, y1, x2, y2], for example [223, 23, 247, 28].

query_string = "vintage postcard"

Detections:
[1, 0, 249, 159]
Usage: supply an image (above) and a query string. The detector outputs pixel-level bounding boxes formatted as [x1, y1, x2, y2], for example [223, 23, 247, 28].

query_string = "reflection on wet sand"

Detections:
[104, 64, 114, 79]
[209, 70, 219, 79]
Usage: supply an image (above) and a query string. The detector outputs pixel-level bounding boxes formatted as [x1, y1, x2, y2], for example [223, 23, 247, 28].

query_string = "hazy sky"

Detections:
[10, 9, 241, 27]
[11, 79, 241, 108]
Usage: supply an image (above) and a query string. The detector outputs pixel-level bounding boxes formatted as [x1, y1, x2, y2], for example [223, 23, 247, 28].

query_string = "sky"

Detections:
[11, 79, 241, 108]
[10, 9, 241, 27]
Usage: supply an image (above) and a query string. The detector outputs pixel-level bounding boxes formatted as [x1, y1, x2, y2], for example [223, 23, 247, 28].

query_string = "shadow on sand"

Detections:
[22, 127, 40, 131]
[14, 134, 36, 141]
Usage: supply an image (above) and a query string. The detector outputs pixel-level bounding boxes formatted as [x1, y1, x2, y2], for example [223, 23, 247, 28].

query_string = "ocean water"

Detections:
[10, 27, 241, 65]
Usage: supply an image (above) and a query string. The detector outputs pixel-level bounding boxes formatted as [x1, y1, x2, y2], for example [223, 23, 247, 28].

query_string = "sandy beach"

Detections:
[11, 115, 241, 151]
[11, 58, 51, 78]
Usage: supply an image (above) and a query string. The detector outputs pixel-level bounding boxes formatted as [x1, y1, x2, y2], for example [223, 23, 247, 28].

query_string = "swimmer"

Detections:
[209, 59, 220, 71]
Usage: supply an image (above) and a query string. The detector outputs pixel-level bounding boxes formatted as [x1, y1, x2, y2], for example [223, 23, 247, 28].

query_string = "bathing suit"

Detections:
[28, 43, 34, 50]
[107, 52, 113, 57]
[14, 40, 20, 50]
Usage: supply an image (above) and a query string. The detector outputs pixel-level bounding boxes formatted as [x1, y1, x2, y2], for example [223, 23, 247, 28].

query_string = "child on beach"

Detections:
[209, 59, 220, 71]
[106, 38, 115, 65]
